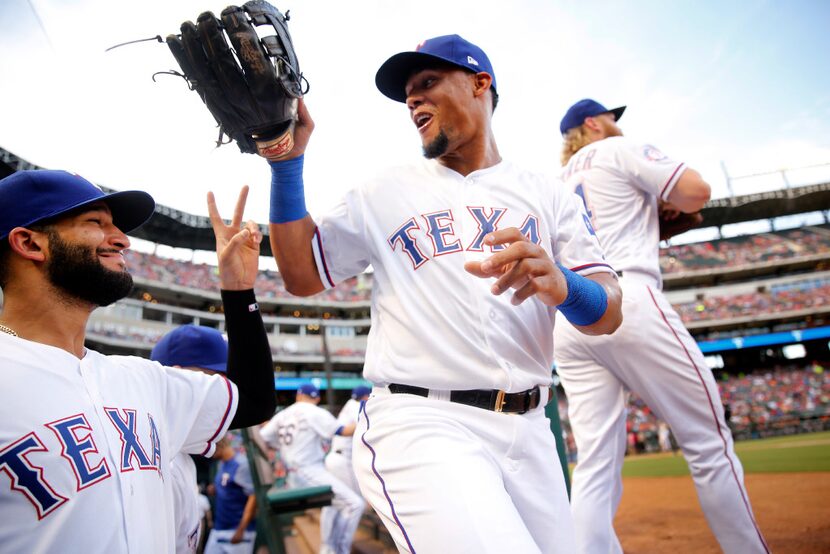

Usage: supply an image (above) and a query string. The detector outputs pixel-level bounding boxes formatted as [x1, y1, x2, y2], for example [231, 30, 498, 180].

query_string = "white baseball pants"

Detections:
[291, 462, 365, 554]
[353, 388, 576, 554]
[325, 449, 362, 497]
[554, 274, 769, 554]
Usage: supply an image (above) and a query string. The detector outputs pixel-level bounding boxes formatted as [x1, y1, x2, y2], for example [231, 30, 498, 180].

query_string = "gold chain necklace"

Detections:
[0, 323, 18, 337]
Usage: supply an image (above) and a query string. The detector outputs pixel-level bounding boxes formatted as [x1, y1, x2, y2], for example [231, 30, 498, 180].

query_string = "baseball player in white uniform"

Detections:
[260, 384, 363, 554]
[324, 385, 371, 495]
[555, 99, 769, 553]
[151, 324, 235, 554]
[0, 171, 275, 553]
[258, 35, 624, 553]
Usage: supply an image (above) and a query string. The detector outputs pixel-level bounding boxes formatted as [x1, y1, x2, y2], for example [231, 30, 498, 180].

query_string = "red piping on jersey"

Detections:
[569, 262, 615, 273]
[659, 164, 684, 199]
[314, 227, 336, 288]
[646, 286, 770, 553]
[201, 376, 234, 456]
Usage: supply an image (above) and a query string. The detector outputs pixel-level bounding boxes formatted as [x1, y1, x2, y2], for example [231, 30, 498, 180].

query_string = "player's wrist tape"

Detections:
[556, 263, 608, 326]
[269, 155, 307, 224]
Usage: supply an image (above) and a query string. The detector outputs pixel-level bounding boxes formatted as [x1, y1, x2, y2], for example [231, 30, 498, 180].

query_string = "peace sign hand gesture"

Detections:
[207, 186, 263, 291]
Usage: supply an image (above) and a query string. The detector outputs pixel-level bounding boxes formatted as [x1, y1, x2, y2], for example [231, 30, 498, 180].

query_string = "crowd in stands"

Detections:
[660, 225, 830, 274]
[558, 362, 830, 459]
[122, 226, 830, 314]
[674, 277, 830, 323]
[124, 250, 372, 303]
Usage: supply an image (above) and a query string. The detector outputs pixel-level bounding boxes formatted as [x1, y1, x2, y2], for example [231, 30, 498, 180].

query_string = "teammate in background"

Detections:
[555, 99, 768, 553]
[260, 384, 363, 554]
[0, 171, 275, 553]
[260, 35, 622, 552]
[324, 385, 371, 495]
[151, 324, 234, 554]
[204, 435, 257, 554]
[657, 421, 674, 454]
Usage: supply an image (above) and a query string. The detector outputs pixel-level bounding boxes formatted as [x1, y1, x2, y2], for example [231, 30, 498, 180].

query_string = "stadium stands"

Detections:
[673, 276, 830, 323]
[557, 362, 830, 458]
[660, 225, 830, 274]
[124, 250, 372, 303]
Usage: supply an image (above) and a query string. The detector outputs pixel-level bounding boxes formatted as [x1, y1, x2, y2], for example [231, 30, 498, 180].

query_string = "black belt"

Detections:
[388, 384, 550, 414]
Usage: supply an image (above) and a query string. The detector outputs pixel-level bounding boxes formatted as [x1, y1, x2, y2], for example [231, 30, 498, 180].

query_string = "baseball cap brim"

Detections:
[608, 106, 626, 122]
[0, 169, 156, 240]
[93, 191, 156, 235]
[376, 51, 474, 103]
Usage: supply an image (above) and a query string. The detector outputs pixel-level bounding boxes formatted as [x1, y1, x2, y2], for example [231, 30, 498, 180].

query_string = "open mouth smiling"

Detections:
[414, 111, 434, 133]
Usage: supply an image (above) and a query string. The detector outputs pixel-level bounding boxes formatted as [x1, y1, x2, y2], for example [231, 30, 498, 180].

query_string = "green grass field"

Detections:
[618, 431, 830, 477]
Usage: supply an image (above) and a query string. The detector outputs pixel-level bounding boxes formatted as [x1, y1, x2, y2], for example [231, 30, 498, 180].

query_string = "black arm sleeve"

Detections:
[221, 289, 276, 428]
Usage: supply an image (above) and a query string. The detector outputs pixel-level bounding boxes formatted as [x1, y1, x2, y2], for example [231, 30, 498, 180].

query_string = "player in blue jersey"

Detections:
[204, 435, 257, 554]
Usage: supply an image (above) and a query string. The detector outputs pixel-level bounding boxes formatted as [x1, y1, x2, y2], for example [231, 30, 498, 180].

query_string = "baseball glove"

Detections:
[658, 205, 704, 241]
[165, 0, 305, 159]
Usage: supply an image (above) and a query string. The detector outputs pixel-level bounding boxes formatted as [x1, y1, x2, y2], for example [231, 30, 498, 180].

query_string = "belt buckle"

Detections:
[494, 390, 507, 413]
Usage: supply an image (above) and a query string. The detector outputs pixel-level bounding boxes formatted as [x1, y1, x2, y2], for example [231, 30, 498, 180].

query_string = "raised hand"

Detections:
[207, 186, 263, 290]
[463, 227, 568, 307]
[286, 98, 315, 159]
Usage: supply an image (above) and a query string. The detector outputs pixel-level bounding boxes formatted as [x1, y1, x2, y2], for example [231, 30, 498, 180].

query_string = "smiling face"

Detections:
[404, 65, 491, 160]
[43, 202, 134, 306]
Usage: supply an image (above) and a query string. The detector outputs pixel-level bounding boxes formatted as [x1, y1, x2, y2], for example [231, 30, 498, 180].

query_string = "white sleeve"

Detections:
[259, 414, 280, 448]
[336, 400, 359, 426]
[551, 180, 616, 276]
[198, 494, 211, 516]
[234, 456, 255, 496]
[616, 140, 686, 201]
[161, 365, 238, 457]
[311, 188, 371, 289]
[309, 407, 343, 438]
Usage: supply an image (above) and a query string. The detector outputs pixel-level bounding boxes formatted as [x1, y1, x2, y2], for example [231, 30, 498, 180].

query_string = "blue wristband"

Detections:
[269, 155, 307, 223]
[556, 263, 608, 326]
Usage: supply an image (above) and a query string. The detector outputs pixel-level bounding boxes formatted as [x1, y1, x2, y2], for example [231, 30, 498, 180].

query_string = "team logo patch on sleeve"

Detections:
[642, 145, 667, 162]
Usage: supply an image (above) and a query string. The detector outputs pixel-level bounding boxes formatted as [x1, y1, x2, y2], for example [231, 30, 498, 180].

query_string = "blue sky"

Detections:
[0, 0, 828, 261]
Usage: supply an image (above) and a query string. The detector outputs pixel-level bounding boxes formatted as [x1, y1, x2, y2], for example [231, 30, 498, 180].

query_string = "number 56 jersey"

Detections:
[260, 403, 341, 469]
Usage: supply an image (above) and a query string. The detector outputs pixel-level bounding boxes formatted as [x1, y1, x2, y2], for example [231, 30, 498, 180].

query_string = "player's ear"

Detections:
[583, 117, 601, 133]
[7, 227, 49, 263]
[472, 72, 492, 98]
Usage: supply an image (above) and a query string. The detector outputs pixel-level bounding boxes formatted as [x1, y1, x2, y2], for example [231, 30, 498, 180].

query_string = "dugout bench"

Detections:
[241, 428, 334, 554]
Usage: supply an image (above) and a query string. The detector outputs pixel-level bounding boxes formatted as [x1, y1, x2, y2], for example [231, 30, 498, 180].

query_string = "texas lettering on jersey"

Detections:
[387, 206, 541, 269]
[0, 408, 162, 520]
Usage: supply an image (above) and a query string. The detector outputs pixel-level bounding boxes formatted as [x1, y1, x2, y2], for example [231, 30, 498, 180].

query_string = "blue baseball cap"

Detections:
[151, 325, 228, 373]
[351, 385, 371, 399]
[298, 383, 320, 398]
[376, 34, 496, 103]
[0, 169, 155, 240]
[560, 99, 626, 135]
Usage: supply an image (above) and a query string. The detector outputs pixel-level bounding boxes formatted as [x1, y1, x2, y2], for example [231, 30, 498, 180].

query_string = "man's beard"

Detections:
[46, 231, 133, 307]
[423, 129, 449, 159]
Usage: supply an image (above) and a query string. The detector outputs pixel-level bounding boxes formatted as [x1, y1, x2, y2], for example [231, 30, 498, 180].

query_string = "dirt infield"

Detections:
[614, 472, 830, 553]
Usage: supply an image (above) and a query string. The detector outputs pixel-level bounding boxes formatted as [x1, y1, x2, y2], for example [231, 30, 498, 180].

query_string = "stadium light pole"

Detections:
[320, 320, 336, 410]
[720, 160, 734, 197]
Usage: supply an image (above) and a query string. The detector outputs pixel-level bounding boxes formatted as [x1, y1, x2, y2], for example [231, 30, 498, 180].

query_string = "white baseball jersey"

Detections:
[171, 453, 202, 554]
[555, 136, 769, 553]
[560, 136, 686, 288]
[329, 399, 361, 458]
[260, 403, 341, 469]
[312, 158, 614, 392]
[0, 334, 237, 554]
